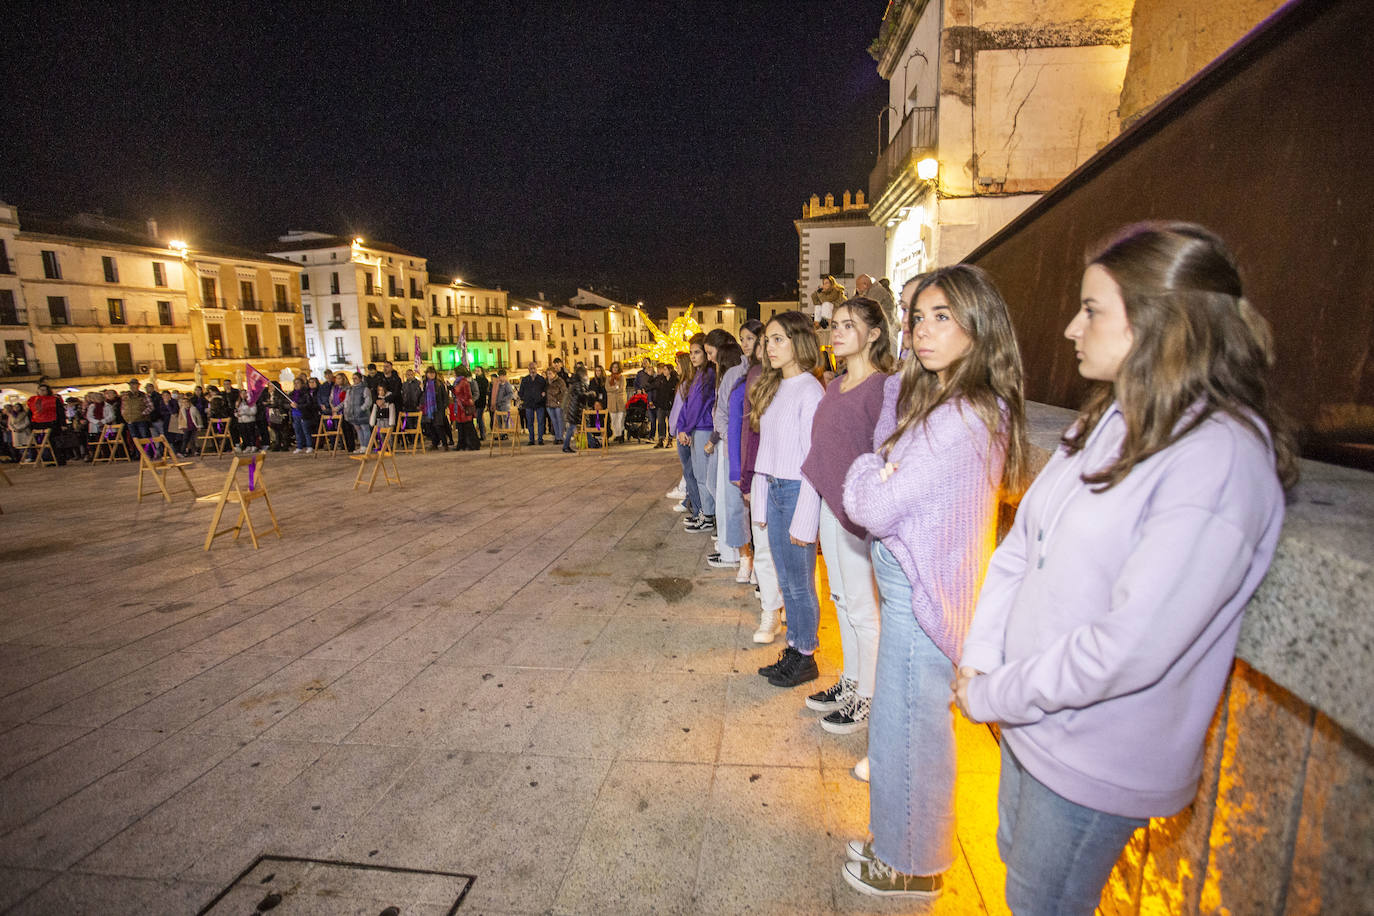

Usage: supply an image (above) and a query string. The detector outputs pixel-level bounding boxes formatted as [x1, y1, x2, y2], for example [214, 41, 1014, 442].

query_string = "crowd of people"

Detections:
[662, 223, 1294, 913]
[0, 355, 684, 465]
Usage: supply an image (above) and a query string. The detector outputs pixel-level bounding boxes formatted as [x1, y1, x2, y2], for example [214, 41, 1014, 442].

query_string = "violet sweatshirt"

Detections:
[960, 403, 1284, 819]
[751, 371, 825, 542]
[674, 368, 716, 435]
[843, 374, 1006, 664]
[727, 372, 747, 483]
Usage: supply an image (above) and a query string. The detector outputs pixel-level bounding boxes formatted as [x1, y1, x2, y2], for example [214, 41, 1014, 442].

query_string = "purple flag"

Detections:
[458, 325, 468, 366]
[244, 364, 269, 405]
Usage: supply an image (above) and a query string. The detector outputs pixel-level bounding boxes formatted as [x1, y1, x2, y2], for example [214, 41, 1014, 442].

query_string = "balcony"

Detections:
[392, 350, 408, 361]
[202, 297, 229, 311]
[410, 289, 423, 300]
[432, 335, 454, 346]
[279, 346, 303, 357]
[869, 105, 937, 204]
[0, 306, 26, 325]
[240, 298, 263, 312]
[272, 301, 298, 313]
[37, 308, 186, 331]
[329, 318, 346, 329]
[367, 317, 385, 328]
[45, 358, 184, 379]
[369, 350, 386, 363]
[329, 353, 352, 365]
[817, 258, 856, 279]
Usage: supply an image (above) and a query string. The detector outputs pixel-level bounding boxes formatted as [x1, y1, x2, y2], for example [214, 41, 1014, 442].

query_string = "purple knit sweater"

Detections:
[801, 372, 888, 538]
[843, 374, 1005, 664]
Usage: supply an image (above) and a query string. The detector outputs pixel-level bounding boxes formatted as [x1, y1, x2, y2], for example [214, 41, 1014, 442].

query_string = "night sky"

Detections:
[3, 2, 889, 313]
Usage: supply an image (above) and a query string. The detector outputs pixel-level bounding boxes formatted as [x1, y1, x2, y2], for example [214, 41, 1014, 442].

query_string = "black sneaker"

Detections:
[768, 650, 818, 688]
[686, 514, 716, 532]
[805, 678, 853, 713]
[821, 694, 871, 734]
[758, 646, 798, 677]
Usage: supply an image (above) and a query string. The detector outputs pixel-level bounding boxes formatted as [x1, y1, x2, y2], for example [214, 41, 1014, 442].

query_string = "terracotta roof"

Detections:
[18, 213, 301, 267]
[269, 234, 421, 258]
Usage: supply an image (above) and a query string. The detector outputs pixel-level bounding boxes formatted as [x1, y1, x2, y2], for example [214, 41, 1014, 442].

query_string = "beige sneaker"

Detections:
[752, 606, 782, 643]
[842, 857, 943, 898]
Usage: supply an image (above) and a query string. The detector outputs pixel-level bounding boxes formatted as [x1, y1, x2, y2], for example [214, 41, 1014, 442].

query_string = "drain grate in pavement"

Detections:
[196, 855, 473, 915]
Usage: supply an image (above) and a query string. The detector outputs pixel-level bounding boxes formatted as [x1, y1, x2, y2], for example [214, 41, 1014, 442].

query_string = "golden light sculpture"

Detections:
[639, 312, 702, 364]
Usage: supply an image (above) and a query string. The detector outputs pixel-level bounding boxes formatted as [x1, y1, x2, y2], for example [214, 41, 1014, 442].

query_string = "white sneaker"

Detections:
[753, 607, 782, 644]
[749, 568, 758, 585]
[673, 501, 689, 513]
[853, 756, 870, 783]
[735, 557, 754, 584]
[666, 483, 685, 499]
[304, 447, 314, 453]
[706, 552, 737, 569]
[292, 448, 302, 454]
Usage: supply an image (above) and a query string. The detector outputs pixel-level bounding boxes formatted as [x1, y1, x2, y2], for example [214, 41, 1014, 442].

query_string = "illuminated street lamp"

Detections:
[917, 157, 939, 181]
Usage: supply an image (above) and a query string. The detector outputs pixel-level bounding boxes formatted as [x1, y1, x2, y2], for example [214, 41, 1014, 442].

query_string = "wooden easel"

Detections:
[90, 423, 131, 463]
[196, 452, 280, 550]
[312, 414, 346, 457]
[350, 426, 401, 492]
[200, 417, 233, 457]
[133, 435, 199, 503]
[576, 407, 609, 456]
[488, 408, 521, 456]
[395, 411, 425, 454]
[18, 429, 58, 467]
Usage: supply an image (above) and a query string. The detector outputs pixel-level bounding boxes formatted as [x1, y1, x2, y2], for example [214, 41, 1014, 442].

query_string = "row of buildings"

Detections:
[0, 205, 703, 392]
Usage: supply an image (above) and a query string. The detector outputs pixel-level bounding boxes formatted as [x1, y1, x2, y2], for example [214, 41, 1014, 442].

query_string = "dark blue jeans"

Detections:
[525, 407, 546, 443]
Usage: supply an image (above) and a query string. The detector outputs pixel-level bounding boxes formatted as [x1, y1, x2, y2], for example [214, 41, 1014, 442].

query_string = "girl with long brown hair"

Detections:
[800, 297, 896, 736]
[955, 223, 1293, 915]
[750, 311, 827, 688]
[675, 334, 717, 531]
[841, 265, 1028, 899]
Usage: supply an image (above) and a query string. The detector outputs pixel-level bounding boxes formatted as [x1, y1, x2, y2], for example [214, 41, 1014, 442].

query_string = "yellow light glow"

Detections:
[917, 157, 939, 181]
[639, 313, 702, 364]
[352, 237, 365, 246]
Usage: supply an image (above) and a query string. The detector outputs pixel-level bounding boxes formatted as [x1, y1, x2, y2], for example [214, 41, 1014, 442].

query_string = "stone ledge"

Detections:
[1026, 401, 1374, 748]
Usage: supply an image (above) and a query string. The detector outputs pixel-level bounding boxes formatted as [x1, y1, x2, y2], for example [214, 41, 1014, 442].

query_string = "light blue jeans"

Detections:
[720, 444, 749, 549]
[690, 430, 716, 516]
[766, 477, 819, 654]
[546, 406, 564, 440]
[868, 539, 956, 876]
[998, 741, 1147, 915]
[677, 439, 699, 514]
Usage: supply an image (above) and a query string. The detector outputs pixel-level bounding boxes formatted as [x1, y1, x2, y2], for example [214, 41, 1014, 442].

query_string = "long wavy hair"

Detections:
[714, 340, 743, 391]
[740, 319, 765, 368]
[749, 311, 820, 432]
[1064, 221, 1298, 490]
[832, 296, 897, 374]
[675, 350, 694, 396]
[881, 265, 1030, 497]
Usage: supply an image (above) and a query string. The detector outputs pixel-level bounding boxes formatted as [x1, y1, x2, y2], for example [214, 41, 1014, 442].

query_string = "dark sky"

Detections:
[3, 2, 888, 312]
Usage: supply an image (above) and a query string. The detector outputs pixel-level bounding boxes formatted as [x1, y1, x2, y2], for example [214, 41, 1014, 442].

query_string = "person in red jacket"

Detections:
[26, 382, 67, 465]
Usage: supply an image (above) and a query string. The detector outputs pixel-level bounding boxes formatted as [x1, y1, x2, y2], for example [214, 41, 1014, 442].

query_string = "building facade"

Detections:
[428, 278, 509, 372]
[666, 298, 746, 340]
[0, 203, 31, 380]
[868, 0, 1132, 288]
[271, 232, 428, 377]
[794, 191, 885, 315]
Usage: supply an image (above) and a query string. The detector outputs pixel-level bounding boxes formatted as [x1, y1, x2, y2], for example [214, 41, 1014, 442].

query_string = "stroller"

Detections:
[625, 392, 652, 443]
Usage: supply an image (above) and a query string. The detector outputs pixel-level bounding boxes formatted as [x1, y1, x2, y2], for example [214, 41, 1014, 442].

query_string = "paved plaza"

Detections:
[0, 444, 1005, 915]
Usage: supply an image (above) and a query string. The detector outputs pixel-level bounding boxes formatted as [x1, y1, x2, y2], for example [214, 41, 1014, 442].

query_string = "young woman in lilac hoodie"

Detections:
[675, 333, 717, 531]
[955, 224, 1295, 915]
[841, 266, 1030, 899]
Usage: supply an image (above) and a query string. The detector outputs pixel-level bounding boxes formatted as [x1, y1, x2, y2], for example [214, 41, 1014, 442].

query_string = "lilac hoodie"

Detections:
[960, 403, 1284, 818]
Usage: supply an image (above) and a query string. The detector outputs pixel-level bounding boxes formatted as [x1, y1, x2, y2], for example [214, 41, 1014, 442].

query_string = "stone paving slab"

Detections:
[0, 444, 1005, 914]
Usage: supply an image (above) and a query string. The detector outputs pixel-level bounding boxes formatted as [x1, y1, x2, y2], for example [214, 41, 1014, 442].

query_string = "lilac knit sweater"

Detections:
[751, 372, 825, 542]
[843, 374, 1005, 664]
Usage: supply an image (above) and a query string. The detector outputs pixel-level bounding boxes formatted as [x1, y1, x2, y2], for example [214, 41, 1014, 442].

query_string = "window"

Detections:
[239, 280, 256, 309]
[716, 310, 723, 323]
[365, 273, 375, 294]
[47, 296, 69, 324]
[307, 337, 316, 357]
[330, 302, 343, 328]
[244, 325, 261, 357]
[107, 298, 126, 325]
[300, 272, 310, 290]
[102, 257, 119, 283]
[201, 276, 219, 308]
[828, 242, 847, 277]
[330, 271, 340, 294]
[367, 303, 383, 327]
[334, 338, 345, 360]
[696, 310, 703, 323]
[392, 335, 402, 357]
[516, 351, 522, 368]
[157, 301, 172, 325]
[152, 261, 166, 287]
[41, 250, 61, 279]
[388, 275, 399, 296]
[533, 324, 541, 340]
[303, 303, 313, 324]
[274, 283, 289, 309]
[207, 323, 225, 356]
